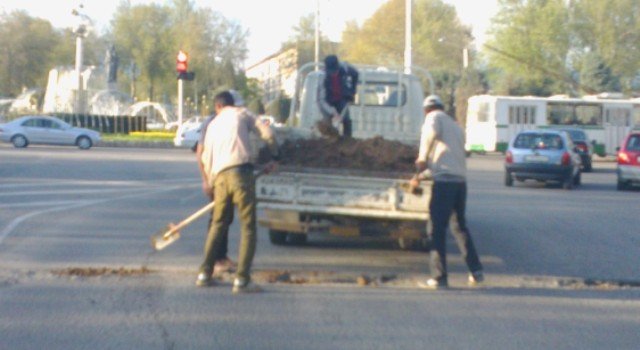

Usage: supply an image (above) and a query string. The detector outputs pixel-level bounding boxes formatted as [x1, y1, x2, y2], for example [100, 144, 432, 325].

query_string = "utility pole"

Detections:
[404, 0, 412, 74]
[71, 6, 92, 115]
[315, 0, 320, 71]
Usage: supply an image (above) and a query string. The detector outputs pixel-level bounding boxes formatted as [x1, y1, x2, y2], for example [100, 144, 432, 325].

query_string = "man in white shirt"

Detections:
[196, 91, 279, 293]
[410, 95, 483, 289]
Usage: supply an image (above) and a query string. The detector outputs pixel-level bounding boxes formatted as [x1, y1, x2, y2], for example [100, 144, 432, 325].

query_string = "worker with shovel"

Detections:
[195, 90, 245, 275]
[410, 95, 484, 290]
[197, 91, 280, 293]
[317, 54, 358, 137]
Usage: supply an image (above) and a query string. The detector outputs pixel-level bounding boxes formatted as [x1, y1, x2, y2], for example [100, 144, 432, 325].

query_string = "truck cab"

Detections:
[287, 64, 431, 145]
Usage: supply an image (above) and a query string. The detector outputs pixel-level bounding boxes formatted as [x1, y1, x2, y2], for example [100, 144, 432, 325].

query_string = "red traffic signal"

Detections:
[176, 50, 188, 73]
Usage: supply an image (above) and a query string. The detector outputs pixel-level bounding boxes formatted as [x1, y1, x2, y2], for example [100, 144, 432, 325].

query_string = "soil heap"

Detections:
[261, 136, 418, 174]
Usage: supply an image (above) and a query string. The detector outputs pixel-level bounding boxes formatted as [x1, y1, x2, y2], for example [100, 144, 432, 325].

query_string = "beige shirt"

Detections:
[417, 110, 466, 182]
[201, 107, 277, 185]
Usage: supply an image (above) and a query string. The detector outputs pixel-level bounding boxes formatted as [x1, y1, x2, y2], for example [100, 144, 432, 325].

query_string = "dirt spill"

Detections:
[52, 267, 153, 277]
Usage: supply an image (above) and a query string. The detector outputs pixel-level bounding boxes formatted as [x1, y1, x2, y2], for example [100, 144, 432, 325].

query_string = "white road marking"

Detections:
[0, 185, 190, 246]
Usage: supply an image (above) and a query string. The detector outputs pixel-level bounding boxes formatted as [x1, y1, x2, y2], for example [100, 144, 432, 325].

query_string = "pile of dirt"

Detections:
[52, 267, 152, 277]
[261, 136, 418, 173]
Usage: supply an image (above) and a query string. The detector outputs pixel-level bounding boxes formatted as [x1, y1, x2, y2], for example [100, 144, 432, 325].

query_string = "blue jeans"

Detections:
[428, 181, 483, 283]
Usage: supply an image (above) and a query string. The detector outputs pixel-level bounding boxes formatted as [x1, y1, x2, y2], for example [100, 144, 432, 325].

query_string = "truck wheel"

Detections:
[398, 237, 417, 250]
[269, 230, 288, 245]
[288, 233, 308, 245]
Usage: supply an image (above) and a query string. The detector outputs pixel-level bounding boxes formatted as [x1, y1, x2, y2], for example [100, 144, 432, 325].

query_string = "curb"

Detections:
[97, 141, 175, 149]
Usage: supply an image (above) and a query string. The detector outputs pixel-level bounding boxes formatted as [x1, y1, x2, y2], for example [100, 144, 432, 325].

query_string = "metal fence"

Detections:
[51, 113, 147, 134]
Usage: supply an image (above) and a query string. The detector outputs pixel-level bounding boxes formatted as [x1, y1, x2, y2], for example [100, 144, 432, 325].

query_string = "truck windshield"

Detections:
[355, 82, 406, 107]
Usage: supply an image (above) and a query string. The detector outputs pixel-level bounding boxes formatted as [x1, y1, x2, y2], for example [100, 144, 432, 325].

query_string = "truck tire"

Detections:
[288, 233, 308, 245]
[268, 230, 288, 245]
[398, 237, 415, 250]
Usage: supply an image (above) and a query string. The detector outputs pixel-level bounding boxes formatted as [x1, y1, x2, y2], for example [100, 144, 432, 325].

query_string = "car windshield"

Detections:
[562, 129, 586, 141]
[626, 135, 640, 151]
[514, 133, 564, 150]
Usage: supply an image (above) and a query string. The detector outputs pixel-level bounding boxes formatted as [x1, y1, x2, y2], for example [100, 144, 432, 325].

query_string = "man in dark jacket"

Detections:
[317, 55, 358, 137]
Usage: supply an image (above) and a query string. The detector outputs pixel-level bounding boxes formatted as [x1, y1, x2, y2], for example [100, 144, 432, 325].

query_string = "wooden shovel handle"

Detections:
[164, 201, 215, 238]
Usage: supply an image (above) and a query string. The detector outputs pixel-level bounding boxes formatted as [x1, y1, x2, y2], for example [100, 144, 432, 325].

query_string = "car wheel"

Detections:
[505, 172, 513, 187]
[11, 134, 28, 148]
[617, 179, 627, 191]
[268, 230, 288, 245]
[76, 136, 92, 150]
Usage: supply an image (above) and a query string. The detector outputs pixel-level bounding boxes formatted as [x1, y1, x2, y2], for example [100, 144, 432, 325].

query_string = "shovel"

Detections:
[150, 201, 215, 251]
[150, 169, 270, 251]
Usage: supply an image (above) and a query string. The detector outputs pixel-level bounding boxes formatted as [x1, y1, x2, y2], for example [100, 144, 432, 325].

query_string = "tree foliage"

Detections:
[281, 13, 338, 67]
[0, 11, 69, 97]
[486, 0, 640, 95]
[570, 0, 640, 93]
[485, 0, 571, 95]
[340, 0, 472, 72]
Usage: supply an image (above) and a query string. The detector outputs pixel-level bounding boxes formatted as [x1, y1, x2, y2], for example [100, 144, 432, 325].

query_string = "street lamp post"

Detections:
[315, 0, 320, 71]
[71, 6, 92, 115]
[404, 0, 412, 74]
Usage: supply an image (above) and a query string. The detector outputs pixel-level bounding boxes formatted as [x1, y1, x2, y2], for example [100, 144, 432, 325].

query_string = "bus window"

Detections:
[547, 103, 574, 125]
[477, 102, 489, 122]
[575, 105, 601, 125]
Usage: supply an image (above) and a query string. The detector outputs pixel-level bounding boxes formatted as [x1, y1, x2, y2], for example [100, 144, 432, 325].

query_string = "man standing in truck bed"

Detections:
[317, 54, 359, 137]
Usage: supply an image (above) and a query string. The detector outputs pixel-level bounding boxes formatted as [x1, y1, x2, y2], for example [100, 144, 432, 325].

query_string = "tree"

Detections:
[109, 1, 248, 104]
[578, 52, 621, 93]
[340, 0, 471, 71]
[485, 0, 572, 96]
[281, 13, 337, 67]
[0, 11, 61, 97]
[111, 3, 174, 101]
[570, 0, 640, 93]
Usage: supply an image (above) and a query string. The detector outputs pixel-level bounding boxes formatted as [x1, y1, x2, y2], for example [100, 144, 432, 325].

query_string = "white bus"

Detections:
[465, 95, 640, 156]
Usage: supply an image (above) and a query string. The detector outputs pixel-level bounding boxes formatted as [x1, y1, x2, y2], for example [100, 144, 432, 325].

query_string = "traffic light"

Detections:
[178, 71, 196, 81]
[176, 50, 188, 73]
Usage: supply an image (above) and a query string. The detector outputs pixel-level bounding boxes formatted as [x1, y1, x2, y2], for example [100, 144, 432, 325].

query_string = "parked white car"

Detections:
[173, 116, 204, 151]
[0, 115, 101, 149]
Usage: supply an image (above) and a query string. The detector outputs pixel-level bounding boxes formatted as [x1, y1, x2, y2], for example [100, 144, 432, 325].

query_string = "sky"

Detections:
[1, 0, 499, 66]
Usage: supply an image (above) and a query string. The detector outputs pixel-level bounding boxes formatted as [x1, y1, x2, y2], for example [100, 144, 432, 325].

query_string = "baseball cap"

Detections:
[423, 95, 443, 109]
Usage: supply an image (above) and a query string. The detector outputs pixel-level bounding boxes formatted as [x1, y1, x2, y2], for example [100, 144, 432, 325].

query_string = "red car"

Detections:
[617, 132, 640, 190]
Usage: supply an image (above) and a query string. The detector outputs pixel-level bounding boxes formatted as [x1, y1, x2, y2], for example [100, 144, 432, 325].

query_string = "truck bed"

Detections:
[256, 167, 430, 221]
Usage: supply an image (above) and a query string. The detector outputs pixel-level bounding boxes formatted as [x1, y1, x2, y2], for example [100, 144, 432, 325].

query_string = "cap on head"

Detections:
[214, 91, 234, 108]
[324, 55, 339, 72]
[229, 90, 245, 106]
[423, 95, 444, 109]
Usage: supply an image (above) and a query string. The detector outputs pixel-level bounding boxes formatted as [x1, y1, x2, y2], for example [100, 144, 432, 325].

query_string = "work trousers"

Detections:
[200, 165, 256, 281]
[428, 181, 483, 283]
[206, 210, 231, 259]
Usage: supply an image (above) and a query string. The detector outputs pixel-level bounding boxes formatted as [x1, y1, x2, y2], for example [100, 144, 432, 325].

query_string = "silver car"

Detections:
[0, 115, 101, 149]
[505, 129, 582, 190]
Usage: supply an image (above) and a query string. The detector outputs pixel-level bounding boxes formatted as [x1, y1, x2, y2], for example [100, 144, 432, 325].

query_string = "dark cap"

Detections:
[324, 55, 339, 72]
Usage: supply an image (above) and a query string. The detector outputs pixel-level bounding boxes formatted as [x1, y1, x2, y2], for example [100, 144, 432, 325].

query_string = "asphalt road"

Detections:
[1, 144, 639, 349]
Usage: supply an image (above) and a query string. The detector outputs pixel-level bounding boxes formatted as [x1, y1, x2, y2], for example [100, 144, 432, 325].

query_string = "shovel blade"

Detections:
[151, 226, 181, 251]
